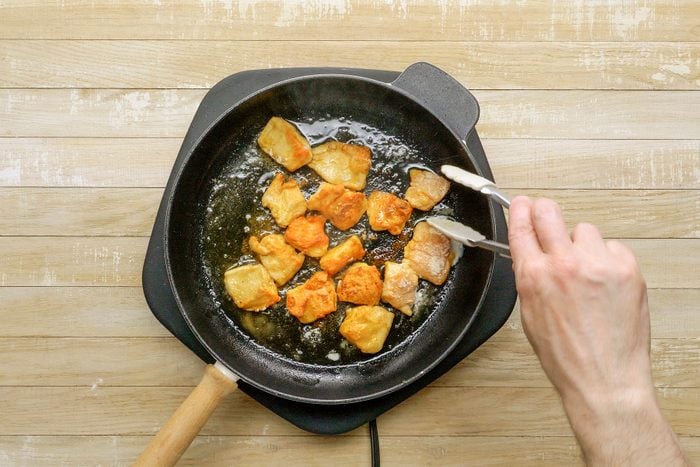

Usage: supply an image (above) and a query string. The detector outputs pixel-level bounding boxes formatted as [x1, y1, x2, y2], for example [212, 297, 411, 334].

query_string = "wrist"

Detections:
[561, 386, 686, 465]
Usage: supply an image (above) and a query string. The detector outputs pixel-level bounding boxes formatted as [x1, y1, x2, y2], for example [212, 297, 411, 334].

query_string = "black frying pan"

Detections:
[136, 63, 497, 465]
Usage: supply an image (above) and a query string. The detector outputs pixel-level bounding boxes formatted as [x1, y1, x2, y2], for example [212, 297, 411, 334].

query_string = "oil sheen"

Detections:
[200, 116, 457, 366]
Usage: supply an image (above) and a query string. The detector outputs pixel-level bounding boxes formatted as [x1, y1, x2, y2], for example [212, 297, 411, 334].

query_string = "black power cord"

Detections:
[369, 418, 380, 466]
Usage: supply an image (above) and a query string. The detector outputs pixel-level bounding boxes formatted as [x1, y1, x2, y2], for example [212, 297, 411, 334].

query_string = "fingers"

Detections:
[532, 198, 571, 255]
[508, 196, 541, 261]
[571, 222, 606, 252]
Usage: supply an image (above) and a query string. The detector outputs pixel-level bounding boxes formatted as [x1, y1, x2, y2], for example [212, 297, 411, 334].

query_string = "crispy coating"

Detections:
[339, 305, 394, 354]
[307, 182, 367, 230]
[337, 262, 383, 306]
[404, 222, 454, 285]
[249, 234, 304, 286]
[405, 169, 450, 211]
[286, 271, 337, 324]
[381, 261, 419, 316]
[308, 141, 371, 191]
[284, 215, 329, 258]
[223, 264, 280, 311]
[257, 117, 312, 171]
[261, 173, 307, 228]
[319, 235, 366, 276]
[366, 191, 413, 235]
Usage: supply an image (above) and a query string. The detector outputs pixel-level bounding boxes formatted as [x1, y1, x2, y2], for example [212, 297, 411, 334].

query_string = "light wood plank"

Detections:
[0, 237, 147, 287]
[0, 336, 696, 388]
[1, 41, 697, 90]
[1, 89, 699, 139]
[0, 188, 697, 238]
[0, 0, 697, 41]
[0, 238, 696, 288]
[0, 287, 169, 337]
[1, 386, 696, 436]
[1, 288, 694, 339]
[0, 138, 177, 188]
[0, 188, 161, 236]
[486, 139, 700, 189]
[497, 289, 700, 340]
[3, 138, 698, 190]
[1, 435, 697, 467]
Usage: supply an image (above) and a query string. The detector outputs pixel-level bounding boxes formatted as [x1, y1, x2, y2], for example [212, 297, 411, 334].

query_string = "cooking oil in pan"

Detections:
[200, 117, 456, 366]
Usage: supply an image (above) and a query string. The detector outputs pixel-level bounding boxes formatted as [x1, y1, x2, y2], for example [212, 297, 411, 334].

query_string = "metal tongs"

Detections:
[426, 165, 512, 258]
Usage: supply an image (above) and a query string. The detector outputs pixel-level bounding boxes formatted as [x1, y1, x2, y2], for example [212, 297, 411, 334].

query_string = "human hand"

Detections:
[508, 196, 688, 466]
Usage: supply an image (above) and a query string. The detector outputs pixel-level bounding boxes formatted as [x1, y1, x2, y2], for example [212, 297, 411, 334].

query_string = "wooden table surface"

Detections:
[1, 1, 698, 465]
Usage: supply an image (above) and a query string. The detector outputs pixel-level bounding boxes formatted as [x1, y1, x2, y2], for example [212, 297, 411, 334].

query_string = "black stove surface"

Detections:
[142, 67, 516, 434]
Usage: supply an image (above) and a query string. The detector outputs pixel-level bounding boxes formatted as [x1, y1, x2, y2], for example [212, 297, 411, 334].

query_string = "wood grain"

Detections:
[0, 336, 696, 389]
[0, 386, 697, 436]
[0, 187, 696, 237]
[2, 138, 697, 189]
[1, 41, 697, 90]
[2, 89, 699, 139]
[0, 238, 696, 288]
[1, 0, 697, 41]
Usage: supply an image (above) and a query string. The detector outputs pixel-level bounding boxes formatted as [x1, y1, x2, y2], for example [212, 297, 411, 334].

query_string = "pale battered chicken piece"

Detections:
[286, 271, 337, 324]
[381, 261, 419, 316]
[339, 305, 395, 354]
[257, 117, 313, 171]
[284, 215, 329, 258]
[403, 222, 455, 285]
[319, 235, 366, 276]
[249, 234, 304, 286]
[405, 169, 451, 211]
[337, 262, 383, 306]
[261, 173, 307, 228]
[308, 141, 371, 191]
[366, 191, 413, 235]
[307, 182, 367, 230]
[223, 264, 280, 312]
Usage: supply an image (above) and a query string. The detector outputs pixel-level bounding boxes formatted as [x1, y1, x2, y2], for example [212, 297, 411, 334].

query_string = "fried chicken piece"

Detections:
[257, 117, 312, 171]
[366, 191, 413, 235]
[261, 173, 307, 228]
[286, 271, 337, 324]
[308, 141, 371, 191]
[223, 264, 280, 312]
[319, 235, 366, 276]
[284, 214, 329, 258]
[307, 182, 367, 230]
[404, 222, 454, 285]
[249, 234, 304, 286]
[339, 305, 395, 354]
[381, 261, 419, 316]
[337, 262, 383, 306]
[405, 169, 451, 211]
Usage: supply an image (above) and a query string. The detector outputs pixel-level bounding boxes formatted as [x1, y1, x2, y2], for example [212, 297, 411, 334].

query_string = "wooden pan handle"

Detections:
[133, 363, 238, 467]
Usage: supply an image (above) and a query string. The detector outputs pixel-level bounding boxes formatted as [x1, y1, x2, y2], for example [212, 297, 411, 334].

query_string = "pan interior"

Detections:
[167, 76, 493, 403]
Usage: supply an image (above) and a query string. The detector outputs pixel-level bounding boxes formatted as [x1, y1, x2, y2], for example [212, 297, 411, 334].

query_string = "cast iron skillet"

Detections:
[135, 63, 496, 465]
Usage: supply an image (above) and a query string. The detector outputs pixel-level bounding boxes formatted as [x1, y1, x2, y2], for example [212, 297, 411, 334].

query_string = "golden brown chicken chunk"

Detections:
[319, 235, 366, 276]
[307, 182, 367, 230]
[249, 234, 304, 286]
[403, 222, 454, 285]
[261, 173, 307, 228]
[381, 261, 419, 316]
[405, 169, 450, 211]
[366, 191, 413, 235]
[224, 264, 280, 311]
[308, 141, 371, 191]
[286, 271, 337, 324]
[257, 117, 313, 171]
[339, 305, 395, 354]
[284, 215, 329, 258]
[337, 262, 383, 306]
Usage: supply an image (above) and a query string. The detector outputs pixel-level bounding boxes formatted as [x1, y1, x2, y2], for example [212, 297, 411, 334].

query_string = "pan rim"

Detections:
[163, 71, 497, 404]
